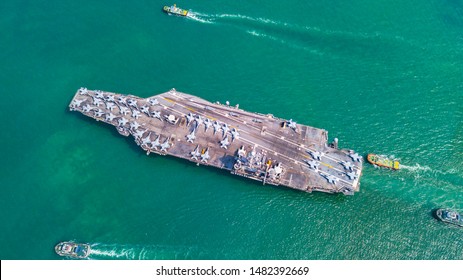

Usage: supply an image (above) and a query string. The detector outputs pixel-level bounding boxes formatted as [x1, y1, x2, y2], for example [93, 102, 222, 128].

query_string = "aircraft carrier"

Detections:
[69, 88, 363, 195]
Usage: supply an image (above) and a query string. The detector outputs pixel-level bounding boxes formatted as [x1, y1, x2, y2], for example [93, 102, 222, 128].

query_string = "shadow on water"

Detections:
[440, 0, 463, 29]
[431, 208, 440, 220]
[66, 109, 143, 155]
[143, 146, 356, 200]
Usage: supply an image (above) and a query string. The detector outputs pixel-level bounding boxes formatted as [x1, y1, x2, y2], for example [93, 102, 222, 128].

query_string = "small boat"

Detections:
[163, 4, 189, 16]
[435, 209, 463, 227]
[55, 241, 90, 259]
[367, 154, 400, 170]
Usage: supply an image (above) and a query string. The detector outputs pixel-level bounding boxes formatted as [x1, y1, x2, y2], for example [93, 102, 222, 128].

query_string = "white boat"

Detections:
[55, 241, 90, 258]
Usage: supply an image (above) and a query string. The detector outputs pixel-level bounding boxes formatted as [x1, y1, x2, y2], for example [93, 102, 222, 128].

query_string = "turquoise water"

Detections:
[1, 0, 462, 259]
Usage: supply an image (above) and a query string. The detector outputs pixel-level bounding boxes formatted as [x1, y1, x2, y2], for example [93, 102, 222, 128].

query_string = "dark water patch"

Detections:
[439, 0, 463, 29]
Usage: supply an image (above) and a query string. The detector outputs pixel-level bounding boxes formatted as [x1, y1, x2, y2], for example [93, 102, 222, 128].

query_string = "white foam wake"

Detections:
[400, 164, 432, 173]
[176, 10, 417, 59]
[246, 30, 278, 41]
[186, 12, 215, 24]
[245, 29, 326, 56]
[87, 243, 203, 260]
[217, 14, 283, 26]
[89, 248, 127, 258]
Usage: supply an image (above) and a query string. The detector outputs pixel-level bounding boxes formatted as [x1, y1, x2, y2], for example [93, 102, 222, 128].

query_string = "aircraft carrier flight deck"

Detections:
[69, 88, 363, 195]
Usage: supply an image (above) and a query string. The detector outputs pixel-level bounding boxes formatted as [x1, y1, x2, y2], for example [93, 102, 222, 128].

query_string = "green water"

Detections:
[1, 0, 462, 259]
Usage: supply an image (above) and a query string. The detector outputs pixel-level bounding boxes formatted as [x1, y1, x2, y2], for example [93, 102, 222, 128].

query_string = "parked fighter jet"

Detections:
[287, 119, 297, 131]
[105, 113, 116, 122]
[231, 128, 240, 141]
[203, 118, 212, 132]
[133, 129, 146, 139]
[304, 159, 319, 170]
[201, 148, 210, 163]
[340, 161, 354, 171]
[213, 121, 221, 135]
[151, 111, 161, 120]
[220, 137, 230, 149]
[320, 173, 338, 185]
[128, 99, 138, 108]
[82, 104, 93, 113]
[118, 117, 128, 127]
[191, 145, 201, 160]
[95, 91, 105, 99]
[150, 135, 161, 150]
[148, 98, 159, 106]
[195, 115, 203, 129]
[78, 87, 88, 95]
[222, 123, 230, 137]
[93, 98, 103, 107]
[160, 137, 171, 152]
[140, 105, 150, 115]
[105, 95, 115, 102]
[106, 102, 116, 112]
[117, 96, 127, 105]
[71, 99, 85, 107]
[119, 107, 130, 116]
[349, 153, 362, 162]
[185, 113, 195, 126]
[346, 171, 357, 180]
[307, 150, 323, 160]
[130, 121, 141, 131]
[142, 133, 152, 146]
[132, 110, 141, 119]
[186, 128, 196, 143]
[94, 109, 105, 118]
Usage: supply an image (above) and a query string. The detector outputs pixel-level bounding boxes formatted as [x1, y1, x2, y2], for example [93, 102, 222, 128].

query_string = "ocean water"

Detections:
[0, 0, 462, 259]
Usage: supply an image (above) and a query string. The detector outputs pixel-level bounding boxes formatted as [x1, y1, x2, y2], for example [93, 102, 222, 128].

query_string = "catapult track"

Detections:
[69, 88, 363, 195]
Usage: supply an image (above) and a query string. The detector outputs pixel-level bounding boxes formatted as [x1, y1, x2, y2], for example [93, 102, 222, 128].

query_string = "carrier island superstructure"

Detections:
[69, 88, 363, 195]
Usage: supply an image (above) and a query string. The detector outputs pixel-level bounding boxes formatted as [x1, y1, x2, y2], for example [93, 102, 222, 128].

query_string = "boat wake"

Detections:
[245, 30, 325, 56]
[184, 11, 418, 58]
[88, 243, 203, 260]
[400, 164, 432, 173]
[401, 164, 460, 177]
[89, 248, 129, 259]
[186, 12, 215, 24]
[398, 162, 462, 190]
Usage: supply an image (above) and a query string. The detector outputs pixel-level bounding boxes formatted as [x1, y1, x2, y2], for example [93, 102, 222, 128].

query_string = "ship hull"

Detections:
[69, 88, 363, 195]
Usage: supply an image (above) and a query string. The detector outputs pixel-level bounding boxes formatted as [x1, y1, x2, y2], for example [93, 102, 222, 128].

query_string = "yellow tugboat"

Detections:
[163, 4, 189, 16]
[367, 154, 400, 170]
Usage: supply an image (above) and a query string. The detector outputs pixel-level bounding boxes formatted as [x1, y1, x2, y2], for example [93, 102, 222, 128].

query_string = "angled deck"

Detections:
[69, 88, 363, 195]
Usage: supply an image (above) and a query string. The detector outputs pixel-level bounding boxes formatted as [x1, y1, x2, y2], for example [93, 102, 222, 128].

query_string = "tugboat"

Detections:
[163, 4, 189, 16]
[435, 209, 463, 227]
[367, 154, 400, 170]
[55, 241, 90, 259]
